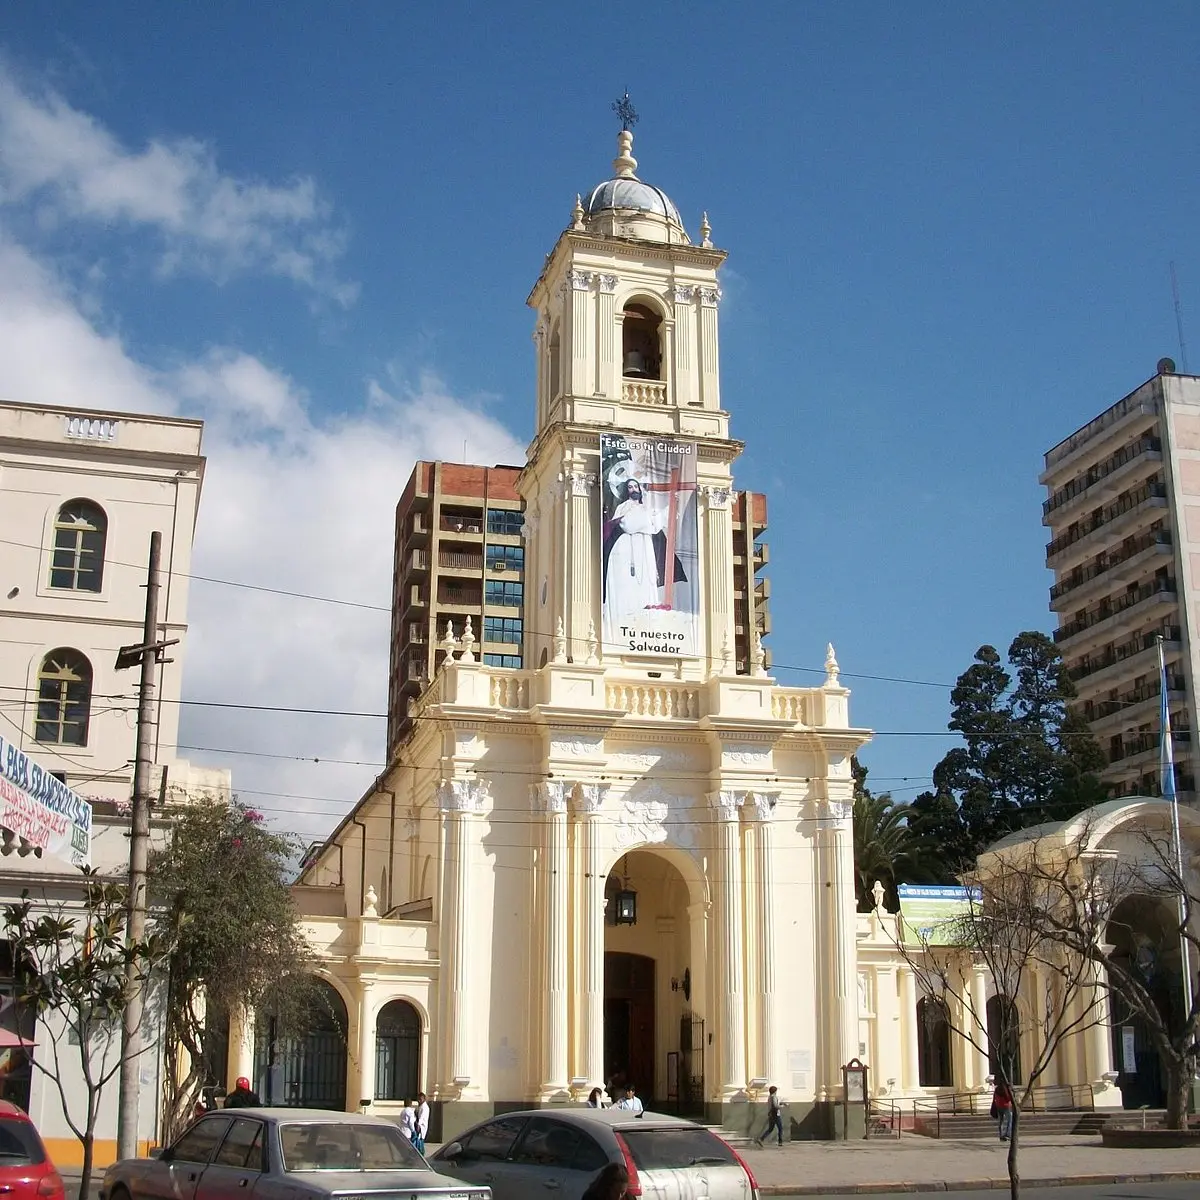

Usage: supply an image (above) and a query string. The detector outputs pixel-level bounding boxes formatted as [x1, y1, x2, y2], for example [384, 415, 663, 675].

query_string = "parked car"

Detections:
[0, 1101, 63, 1200]
[98, 1108, 489, 1200]
[430, 1108, 759, 1199]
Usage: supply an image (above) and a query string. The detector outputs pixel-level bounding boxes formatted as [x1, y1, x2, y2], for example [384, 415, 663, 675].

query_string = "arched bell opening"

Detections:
[621, 303, 663, 380]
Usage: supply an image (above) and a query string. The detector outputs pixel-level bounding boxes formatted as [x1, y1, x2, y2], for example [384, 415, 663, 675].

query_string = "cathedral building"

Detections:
[284, 125, 871, 1139]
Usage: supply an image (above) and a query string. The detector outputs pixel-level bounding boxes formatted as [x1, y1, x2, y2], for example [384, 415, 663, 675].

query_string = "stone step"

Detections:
[913, 1110, 1122, 1139]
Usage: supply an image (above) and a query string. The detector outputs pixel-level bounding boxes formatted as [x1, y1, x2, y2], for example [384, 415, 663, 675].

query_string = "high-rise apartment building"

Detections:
[1042, 359, 1200, 801]
[386, 461, 771, 756]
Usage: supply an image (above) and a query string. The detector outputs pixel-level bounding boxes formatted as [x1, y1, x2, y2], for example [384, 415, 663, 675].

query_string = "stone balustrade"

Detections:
[622, 378, 669, 406]
[605, 679, 700, 718]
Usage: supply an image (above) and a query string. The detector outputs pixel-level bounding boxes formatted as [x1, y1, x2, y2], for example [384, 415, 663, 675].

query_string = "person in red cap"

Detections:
[224, 1076, 261, 1108]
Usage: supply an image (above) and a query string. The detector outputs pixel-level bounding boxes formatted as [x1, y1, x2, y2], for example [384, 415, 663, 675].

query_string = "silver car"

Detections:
[98, 1108, 490, 1200]
[430, 1108, 759, 1199]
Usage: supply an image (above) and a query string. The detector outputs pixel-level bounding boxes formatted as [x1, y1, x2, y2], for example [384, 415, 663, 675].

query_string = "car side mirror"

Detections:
[440, 1141, 463, 1161]
[154, 1148, 170, 1162]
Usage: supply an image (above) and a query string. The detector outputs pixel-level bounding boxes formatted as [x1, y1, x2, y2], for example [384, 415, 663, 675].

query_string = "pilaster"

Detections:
[819, 782, 858, 1094]
[568, 471, 596, 654]
[745, 791, 778, 1082]
[698, 286, 721, 410]
[572, 782, 608, 1091]
[898, 965, 920, 1090]
[532, 781, 570, 1099]
[703, 486, 735, 672]
[672, 286, 697, 408]
[970, 965, 991, 1086]
[357, 981, 376, 1107]
[596, 274, 617, 396]
[568, 271, 592, 397]
[708, 789, 747, 1098]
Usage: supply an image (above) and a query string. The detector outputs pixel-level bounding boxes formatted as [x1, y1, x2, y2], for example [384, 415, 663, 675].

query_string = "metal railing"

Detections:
[1069, 625, 1180, 683]
[1044, 434, 1161, 517]
[866, 1097, 903, 1139]
[1046, 479, 1167, 560]
[1049, 528, 1171, 603]
[1054, 577, 1177, 643]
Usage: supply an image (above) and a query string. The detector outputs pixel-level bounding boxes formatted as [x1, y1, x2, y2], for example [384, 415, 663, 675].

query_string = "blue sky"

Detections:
[3, 3, 1199, 828]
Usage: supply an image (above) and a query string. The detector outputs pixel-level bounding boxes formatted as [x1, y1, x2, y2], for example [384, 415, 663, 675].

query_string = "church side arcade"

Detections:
[285, 125, 872, 1140]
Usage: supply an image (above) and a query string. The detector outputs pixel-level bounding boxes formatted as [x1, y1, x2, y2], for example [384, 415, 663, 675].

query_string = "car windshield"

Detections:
[279, 1122, 425, 1172]
[619, 1127, 737, 1170]
[0, 1119, 44, 1165]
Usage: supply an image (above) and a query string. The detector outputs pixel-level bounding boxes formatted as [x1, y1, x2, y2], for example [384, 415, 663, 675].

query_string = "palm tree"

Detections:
[852, 758, 945, 910]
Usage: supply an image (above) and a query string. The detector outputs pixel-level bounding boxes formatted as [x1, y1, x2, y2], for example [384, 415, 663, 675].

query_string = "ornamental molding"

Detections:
[550, 734, 605, 757]
[402, 810, 420, 840]
[521, 511, 539, 539]
[569, 471, 596, 498]
[572, 783, 608, 814]
[699, 286, 723, 307]
[614, 780, 696, 851]
[598, 274, 619, 293]
[531, 780, 569, 814]
[438, 778, 490, 814]
[745, 790, 780, 823]
[722, 742, 772, 766]
[673, 285, 696, 304]
[612, 747, 694, 771]
[570, 270, 594, 291]
[707, 789, 743, 823]
[824, 796, 854, 822]
[702, 485, 732, 509]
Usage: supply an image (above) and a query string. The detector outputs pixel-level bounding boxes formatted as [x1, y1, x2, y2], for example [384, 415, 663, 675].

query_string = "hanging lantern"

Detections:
[614, 855, 638, 925]
[614, 885, 638, 926]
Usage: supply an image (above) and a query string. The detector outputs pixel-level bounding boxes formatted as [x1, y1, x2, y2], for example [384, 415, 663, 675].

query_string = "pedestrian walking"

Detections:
[614, 1085, 643, 1115]
[413, 1092, 429, 1154]
[754, 1085, 784, 1147]
[224, 1076, 260, 1108]
[580, 1162, 629, 1200]
[991, 1081, 1014, 1142]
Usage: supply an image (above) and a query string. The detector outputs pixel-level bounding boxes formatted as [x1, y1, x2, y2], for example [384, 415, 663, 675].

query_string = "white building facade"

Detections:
[0, 398, 230, 1164]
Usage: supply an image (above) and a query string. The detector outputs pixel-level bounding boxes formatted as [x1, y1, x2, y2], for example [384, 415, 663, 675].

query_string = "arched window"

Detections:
[621, 303, 662, 380]
[986, 994, 1021, 1082]
[254, 978, 347, 1110]
[916, 996, 953, 1087]
[374, 999, 421, 1101]
[50, 501, 107, 592]
[35, 650, 92, 746]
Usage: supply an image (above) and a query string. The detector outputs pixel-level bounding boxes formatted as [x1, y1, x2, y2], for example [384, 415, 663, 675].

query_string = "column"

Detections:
[872, 968, 903, 1095]
[534, 782, 569, 1097]
[1084, 959, 1114, 1083]
[438, 779, 486, 1093]
[574, 784, 607, 1090]
[357, 982, 376, 1108]
[898, 966, 920, 1091]
[747, 792, 778, 1081]
[596, 275, 617, 396]
[822, 788, 858, 1087]
[703, 489, 734, 671]
[568, 473, 595, 653]
[970, 966, 991, 1085]
[672, 286, 696, 407]
[227, 1003, 255, 1090]
[568, 271, 592, 396]
[708, 790, 747, 1097]
[698, 287, 721, 409]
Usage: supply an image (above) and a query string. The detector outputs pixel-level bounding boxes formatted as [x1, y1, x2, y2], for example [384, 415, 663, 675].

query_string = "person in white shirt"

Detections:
[399, 1103, 416, 1141]
[414, 1092, 430, 1153]
[615, 1086, 644, 1116]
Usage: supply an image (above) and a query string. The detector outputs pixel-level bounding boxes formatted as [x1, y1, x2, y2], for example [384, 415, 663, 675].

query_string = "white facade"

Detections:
[0, 398, 230, 1164]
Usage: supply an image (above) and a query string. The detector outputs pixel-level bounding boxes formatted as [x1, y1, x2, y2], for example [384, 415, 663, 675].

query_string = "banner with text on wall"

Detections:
[896, 883, 981, 946]
[0, 733, 92, 869]
[600, 433, 700, 657]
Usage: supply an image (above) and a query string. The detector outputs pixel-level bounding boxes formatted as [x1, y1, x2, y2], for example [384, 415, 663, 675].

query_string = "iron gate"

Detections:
[678, 1013, 704, 1115]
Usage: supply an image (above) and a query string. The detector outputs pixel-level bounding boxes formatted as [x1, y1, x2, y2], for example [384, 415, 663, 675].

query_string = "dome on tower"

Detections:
[579, 129, 690, 246]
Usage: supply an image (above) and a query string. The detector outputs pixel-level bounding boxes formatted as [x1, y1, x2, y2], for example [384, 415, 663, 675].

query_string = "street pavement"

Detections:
[740, 1133, 1200, 1196]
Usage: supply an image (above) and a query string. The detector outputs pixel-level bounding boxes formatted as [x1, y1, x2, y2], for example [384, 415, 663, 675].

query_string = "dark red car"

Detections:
[0, 1101, 63, 1200]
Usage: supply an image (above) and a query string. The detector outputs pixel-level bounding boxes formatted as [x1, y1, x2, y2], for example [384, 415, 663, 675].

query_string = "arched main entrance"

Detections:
[254, 977, 348, 1110]
[1107, 894, 1182, 1109]
[375, 998, 421, 1101]
[603, 848, 701, 1109]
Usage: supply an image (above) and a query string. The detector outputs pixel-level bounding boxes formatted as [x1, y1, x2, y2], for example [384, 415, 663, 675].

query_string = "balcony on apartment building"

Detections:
[1045, 479, 1169, 568]
[1042, 434, 1162, 525]
[402, 547, 430, 579]
[1068, 625, 1181, 693]
[1049, 527, 1173, 612]
[1107, 726, 1192, 770]
[1083, 674, 1187, 734]
[436, 581, 483, 608]
[1054, 576, 1178, 649]
[1041, 391, 1158, 483]
[438, 546, 484, 573]
[440, 509, 484, 536]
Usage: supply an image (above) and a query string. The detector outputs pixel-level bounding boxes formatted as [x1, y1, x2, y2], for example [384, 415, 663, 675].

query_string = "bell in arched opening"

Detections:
[622, 303, 662, 380]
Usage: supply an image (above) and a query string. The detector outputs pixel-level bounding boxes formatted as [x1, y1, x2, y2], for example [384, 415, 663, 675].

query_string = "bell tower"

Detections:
[521, 121, 742, 676]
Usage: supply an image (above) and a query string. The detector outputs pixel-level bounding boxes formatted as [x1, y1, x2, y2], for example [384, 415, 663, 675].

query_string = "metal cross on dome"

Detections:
[612, 90, 639, 131]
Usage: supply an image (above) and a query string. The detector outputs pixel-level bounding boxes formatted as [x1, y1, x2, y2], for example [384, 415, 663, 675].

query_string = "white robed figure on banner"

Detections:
[604, 478, 664, 621]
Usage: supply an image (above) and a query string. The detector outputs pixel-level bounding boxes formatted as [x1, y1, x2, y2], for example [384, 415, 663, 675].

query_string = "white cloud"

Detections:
[0, 64, 354, 301]
[0, 232, 525, 839]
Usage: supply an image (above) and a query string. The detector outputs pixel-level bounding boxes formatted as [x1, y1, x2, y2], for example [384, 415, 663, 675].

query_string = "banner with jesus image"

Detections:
[600, 433, 700, 657]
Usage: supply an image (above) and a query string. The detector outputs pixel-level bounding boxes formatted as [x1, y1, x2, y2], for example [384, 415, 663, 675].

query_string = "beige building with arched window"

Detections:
[0, 399, 231, 1163]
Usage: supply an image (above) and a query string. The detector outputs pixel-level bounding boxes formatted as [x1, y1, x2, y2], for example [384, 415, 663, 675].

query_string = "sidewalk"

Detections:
[741, 1133, 1200, 1195]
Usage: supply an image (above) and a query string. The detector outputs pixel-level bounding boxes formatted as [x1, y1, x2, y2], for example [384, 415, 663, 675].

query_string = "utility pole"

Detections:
[115, 531, 167, 1160]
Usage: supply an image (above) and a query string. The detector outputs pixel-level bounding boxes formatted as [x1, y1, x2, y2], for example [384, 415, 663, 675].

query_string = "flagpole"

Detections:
[1157, 634, 1194, 1023]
